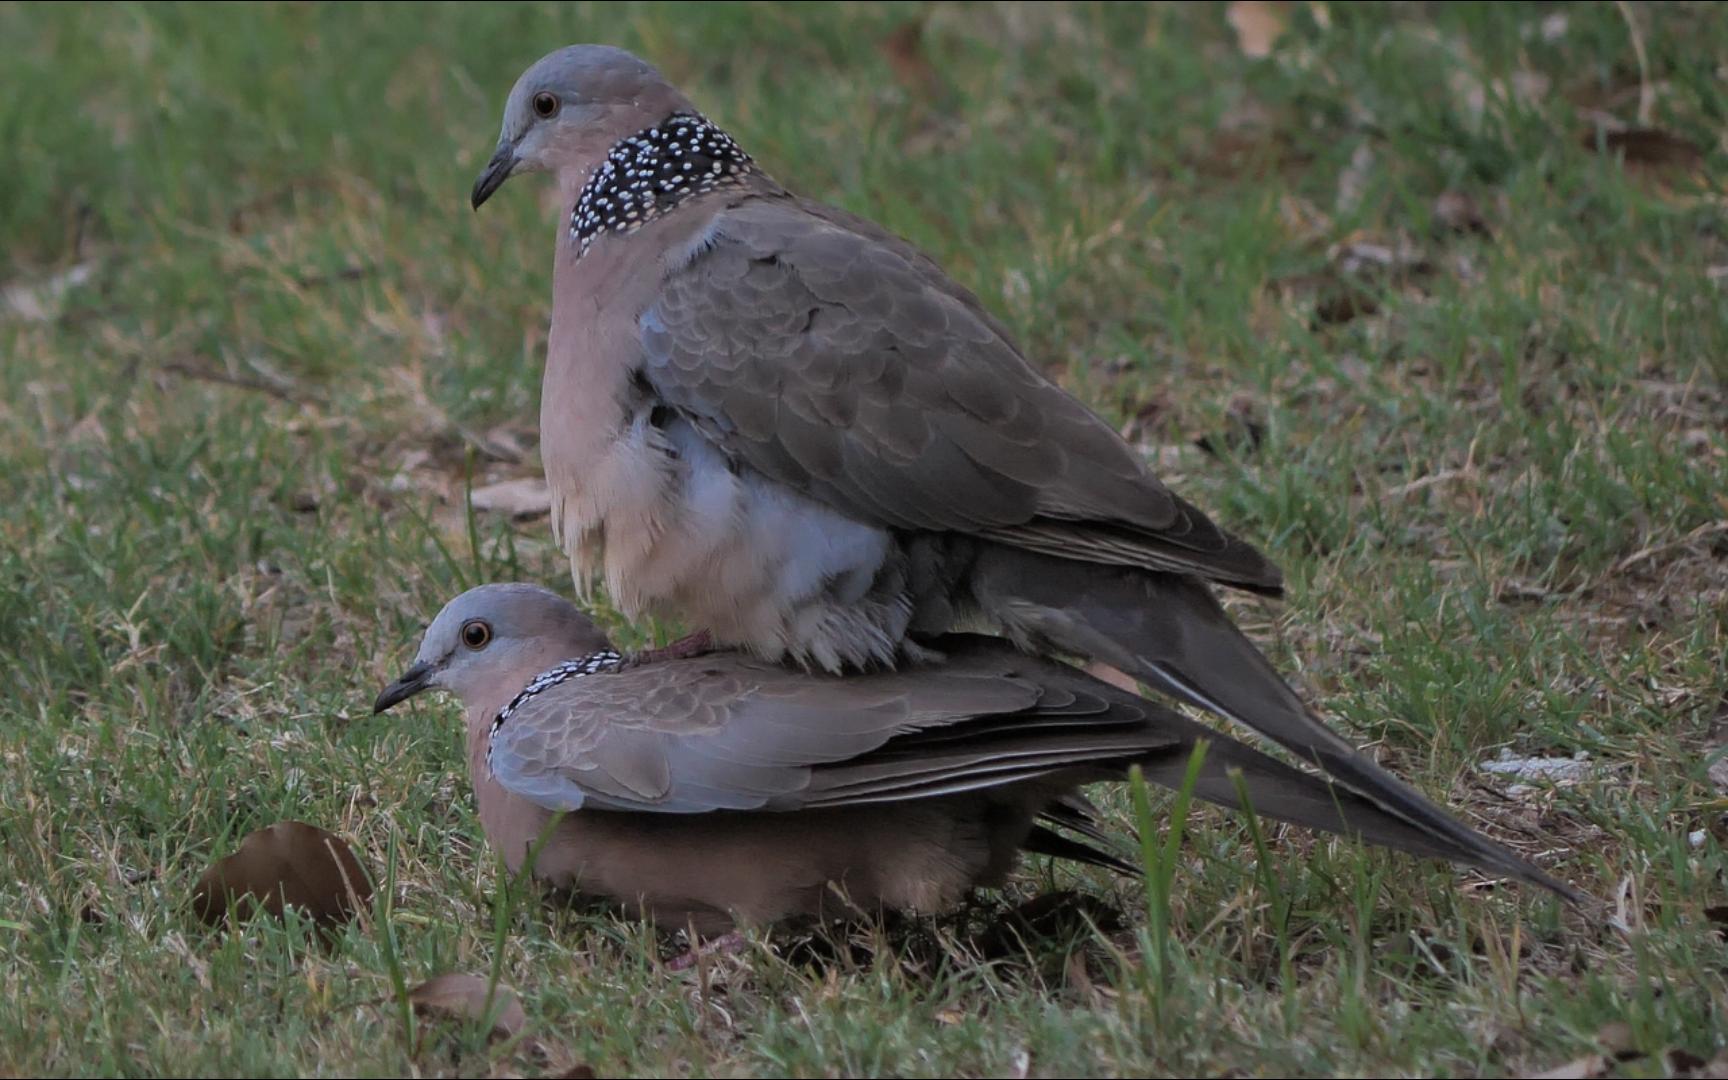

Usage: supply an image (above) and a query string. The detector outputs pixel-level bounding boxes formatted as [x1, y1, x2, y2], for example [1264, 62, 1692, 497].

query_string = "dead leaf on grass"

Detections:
[1433, 191, 1491, 237]
[1585, 126, 1705, 173]
[1528, 1054, 1612, 1080]
[881, 16, 941, 98]
[1312, 282, 1379, 325]
[1, 262, 96, 323]
[1685, 1049, 1728, 1078]
[1595, 1021, 1637, 1059]
[407, 972, 527, 1041]
[1265, 267, 1377, 327]
[469, 477, 553, 519]
[1227, 1, 1289, 58]
[192, 821, 372, 930]
[1526, 1021, 1643, 1080]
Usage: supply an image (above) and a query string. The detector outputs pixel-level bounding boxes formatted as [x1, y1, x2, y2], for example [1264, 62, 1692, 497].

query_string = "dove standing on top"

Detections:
[466, 45, 1579, 899]
[374, 585, 1576, 931]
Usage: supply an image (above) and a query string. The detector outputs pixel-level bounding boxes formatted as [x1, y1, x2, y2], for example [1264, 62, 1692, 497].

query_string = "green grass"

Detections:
[2, 1, 1725, 1074]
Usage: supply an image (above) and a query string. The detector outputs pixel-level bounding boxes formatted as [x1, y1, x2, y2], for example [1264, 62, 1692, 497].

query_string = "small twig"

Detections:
[292, 262, 374, 289]
[162, 357, 323, 406]
[451, 421, 528, 464]
[1470, 781, 1520, 806]
[1607, 519, 1728, 576]
[1615, 0, 1654, 126]
[1379, 467, 1476, 502]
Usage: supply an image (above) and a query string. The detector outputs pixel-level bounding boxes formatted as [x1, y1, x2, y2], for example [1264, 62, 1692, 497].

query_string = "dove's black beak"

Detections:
[373, 661, 435, 714]
[471, 142, 517, 210]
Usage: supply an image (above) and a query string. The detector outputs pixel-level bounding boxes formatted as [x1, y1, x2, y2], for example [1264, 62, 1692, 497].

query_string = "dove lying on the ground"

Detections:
[465, 45, 1577, 894]
[374, 584, 1582, 932]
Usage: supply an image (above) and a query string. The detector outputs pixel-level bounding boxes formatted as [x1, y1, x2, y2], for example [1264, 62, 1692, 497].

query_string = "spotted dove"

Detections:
[466, 46, 1580, 905]
[373, 584, 1579, 929]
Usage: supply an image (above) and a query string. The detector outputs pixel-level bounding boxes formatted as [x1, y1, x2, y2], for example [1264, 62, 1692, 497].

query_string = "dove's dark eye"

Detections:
[532, 92, 559, 119]
[461, 620, 492, 649]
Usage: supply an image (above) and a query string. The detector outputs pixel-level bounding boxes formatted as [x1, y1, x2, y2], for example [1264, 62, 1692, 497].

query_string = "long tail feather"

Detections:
[970, 548, 1587, 905]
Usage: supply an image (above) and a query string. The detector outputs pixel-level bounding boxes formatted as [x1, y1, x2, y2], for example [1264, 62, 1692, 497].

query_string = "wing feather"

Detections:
[639, 199, 1282, 592]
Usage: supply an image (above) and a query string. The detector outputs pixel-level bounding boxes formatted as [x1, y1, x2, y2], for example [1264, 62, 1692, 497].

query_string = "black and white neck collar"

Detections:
[490, 649, 624, 734]
[570, 112, 756, 257]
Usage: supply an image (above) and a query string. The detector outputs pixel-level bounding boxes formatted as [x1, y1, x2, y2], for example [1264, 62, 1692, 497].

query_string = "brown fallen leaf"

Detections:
[1595, 1020, 1636, 1059]
[1528, 1054, 1611, 1080]
[1, 261, 96, 323]
[1703, 905, 1728, 939]
[193, 821, 373, 929]
[1226, 0, 1289, 58]
[1527, 1020, 1649, 1079]
[1268, 268, 1377, 328]
[880, 16, 941, 98]
[1063, 949, 1099, 1004]
[1585, 126, 1704, 172]
[479, 422, 536, 464]
[469, 477, 553, 519]
[1433, 191, 1491, 237]
[408, 972, 527, 1041]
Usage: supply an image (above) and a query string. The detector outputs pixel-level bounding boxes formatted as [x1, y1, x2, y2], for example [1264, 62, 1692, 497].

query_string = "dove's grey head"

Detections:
[471, 45, 695, 209]
[373, 584, 614, 714]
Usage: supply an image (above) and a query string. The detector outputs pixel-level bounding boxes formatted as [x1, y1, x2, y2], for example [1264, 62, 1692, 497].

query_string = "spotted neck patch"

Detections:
[489, 649, 624, 737]
[570, 112, 755, 256]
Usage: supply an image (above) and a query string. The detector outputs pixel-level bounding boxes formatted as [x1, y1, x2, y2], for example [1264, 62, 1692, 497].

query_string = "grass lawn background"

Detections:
[2, 2, 1725, 1075]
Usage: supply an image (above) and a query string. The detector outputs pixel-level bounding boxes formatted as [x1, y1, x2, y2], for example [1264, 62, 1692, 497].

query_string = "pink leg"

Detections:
[665, 929, 746, 972]
[636, 629, 715, 665]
